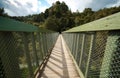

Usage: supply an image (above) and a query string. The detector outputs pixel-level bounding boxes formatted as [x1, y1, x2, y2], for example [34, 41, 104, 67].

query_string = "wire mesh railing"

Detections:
[0, 16, 58, 78]
[0, 31, 58, 78]
[62, 30, 120, 78]
[1, 12, 120, 78]
[62, 12, 120, 78]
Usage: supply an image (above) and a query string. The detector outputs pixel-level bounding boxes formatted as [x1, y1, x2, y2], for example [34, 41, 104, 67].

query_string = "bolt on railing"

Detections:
[0, 17, 58, 78]
[62, 12, 120, 78]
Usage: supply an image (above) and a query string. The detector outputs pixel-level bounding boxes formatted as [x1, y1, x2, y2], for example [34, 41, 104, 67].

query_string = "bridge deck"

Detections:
[41, 35, 80, 78]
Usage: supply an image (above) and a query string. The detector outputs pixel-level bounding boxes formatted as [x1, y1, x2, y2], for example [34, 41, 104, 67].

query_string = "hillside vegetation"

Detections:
[1, 1, 120, 32]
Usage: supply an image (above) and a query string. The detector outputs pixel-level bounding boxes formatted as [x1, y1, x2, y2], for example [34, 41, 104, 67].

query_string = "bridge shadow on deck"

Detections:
[41, 35, 80, 78]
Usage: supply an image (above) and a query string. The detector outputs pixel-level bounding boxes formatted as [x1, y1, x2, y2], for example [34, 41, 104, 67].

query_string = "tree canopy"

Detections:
[11, 1, 120, 32]
[0, 8, 8, 17]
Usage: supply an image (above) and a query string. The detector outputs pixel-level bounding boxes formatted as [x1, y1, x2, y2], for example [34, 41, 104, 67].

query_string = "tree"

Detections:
[44, 16, 59, 31]
[0, 8, 4, 15]
[11, 1, 120, 32]
[61, 2, 69, 13]
[33, 13, 45, 22]
[59, 17, 69, 31]
[44, 9, 49, 19]
[74, 16, 84, 26]
[83, 8, 94, 15]
[0, 8, 8, 16]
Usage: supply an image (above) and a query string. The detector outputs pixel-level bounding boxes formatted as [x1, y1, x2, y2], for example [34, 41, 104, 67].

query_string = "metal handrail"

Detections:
[62, 12, 120, 78]
[0, 17, 58, 78]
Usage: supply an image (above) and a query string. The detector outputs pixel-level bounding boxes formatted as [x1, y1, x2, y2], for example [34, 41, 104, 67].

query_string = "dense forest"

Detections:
[1, 1, 120, 32]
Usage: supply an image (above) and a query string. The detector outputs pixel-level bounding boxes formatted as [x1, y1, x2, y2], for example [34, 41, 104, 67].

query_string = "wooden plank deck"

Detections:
[41, 35, 80, 78]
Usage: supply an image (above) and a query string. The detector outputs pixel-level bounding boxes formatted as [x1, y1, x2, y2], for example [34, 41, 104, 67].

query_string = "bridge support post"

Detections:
[31, 33, 39, 67]
[75, 33, 80, 61]
[37, 32, 43, 60]
[79, 34, 86, 67]
[22, 32, 33, 78]
[85, 33, 96, 78]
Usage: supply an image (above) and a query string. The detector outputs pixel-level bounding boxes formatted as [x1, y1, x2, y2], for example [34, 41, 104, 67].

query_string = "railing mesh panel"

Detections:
[80, 34, 91, 75]
[75, 34, 83, 64]
[13, 32, 31, 78]
[0, 32, 21, 78]
[100, 31, 120, 78]
[109, 31, 120, 77]
[62, 30, 120, 78]
[0, 31, 58, 78]
[0, 57, 5, 78]
[87, 31, 108, 78]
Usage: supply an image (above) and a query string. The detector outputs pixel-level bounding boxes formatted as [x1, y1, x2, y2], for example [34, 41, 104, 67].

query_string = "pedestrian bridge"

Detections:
[40, 35, 80, 78]
[0, 12, 120, 78]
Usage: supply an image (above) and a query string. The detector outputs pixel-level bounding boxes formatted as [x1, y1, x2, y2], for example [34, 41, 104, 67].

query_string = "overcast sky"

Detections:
[0, 0, 120, 16]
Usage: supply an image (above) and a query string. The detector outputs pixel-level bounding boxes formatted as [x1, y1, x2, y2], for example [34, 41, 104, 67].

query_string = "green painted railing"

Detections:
[0, 17, 58, 78]
[62, 12, 120, 78]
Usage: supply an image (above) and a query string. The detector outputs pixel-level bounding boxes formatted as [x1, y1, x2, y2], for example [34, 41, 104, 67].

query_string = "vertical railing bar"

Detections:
[70, 33, 73, 51]
[79, 33, 86, 67]
[73, 33, 76, 57]
[50, 33, 52, 50]
[71, 33, 73, 54]
[40, 33, 45, 57]
[46, 33, 49, 52]
[41, 33, 45, 56]
[66, 34, 68, 48]
[37, 32, 43, 60]
[31, 33, 39, 67]
[44, 33, 48, 53]
[75, 33, 80, 61]
[46, 33, 49, 53]
[48, 33, 50, 50]
[72, 33, 75, 55]
[50, 34, 52, 49]
[22, 32, 33, 78]
[74, 33, 78, 57]
[73, 33, 78, 57]
[85, 33, 96, 78]
[48, 33, 52, 52]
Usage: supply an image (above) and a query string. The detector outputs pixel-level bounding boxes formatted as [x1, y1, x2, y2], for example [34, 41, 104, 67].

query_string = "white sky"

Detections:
[0, 0, 120, 16]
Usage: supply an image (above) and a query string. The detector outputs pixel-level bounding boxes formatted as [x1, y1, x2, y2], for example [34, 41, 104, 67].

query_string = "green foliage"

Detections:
[0, 8, 4, 15]
[0, 8, 8, 17]
[59, 17, 69, 31]
[44, 16, 59, 31]
[11, 1, 120, 32]
[20, 68, 29, 78]
[75, 16, 84, 26]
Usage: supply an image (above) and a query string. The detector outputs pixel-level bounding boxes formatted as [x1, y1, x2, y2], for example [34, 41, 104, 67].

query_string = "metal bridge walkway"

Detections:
[41, 35, 80, 78]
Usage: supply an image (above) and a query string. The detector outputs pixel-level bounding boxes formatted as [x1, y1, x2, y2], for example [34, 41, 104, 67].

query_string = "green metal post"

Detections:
[75, 33, 80, 61]
[48, 33, 51, 51]
[69, 34, 72, 51]
[72, 33, 75, 55]
[42, 33, 47, 56]
[85, 33, 95, 78]
[70, 33, 73, 51]
[31, 33, 39, 67]
[22, 33, 33, 78]
[37, 32, 43, 60]
[40, 33, 45, 57]
[45, 33, 48, 53]
[79, 33, 86, 67]
[73, 33, 78, 58]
